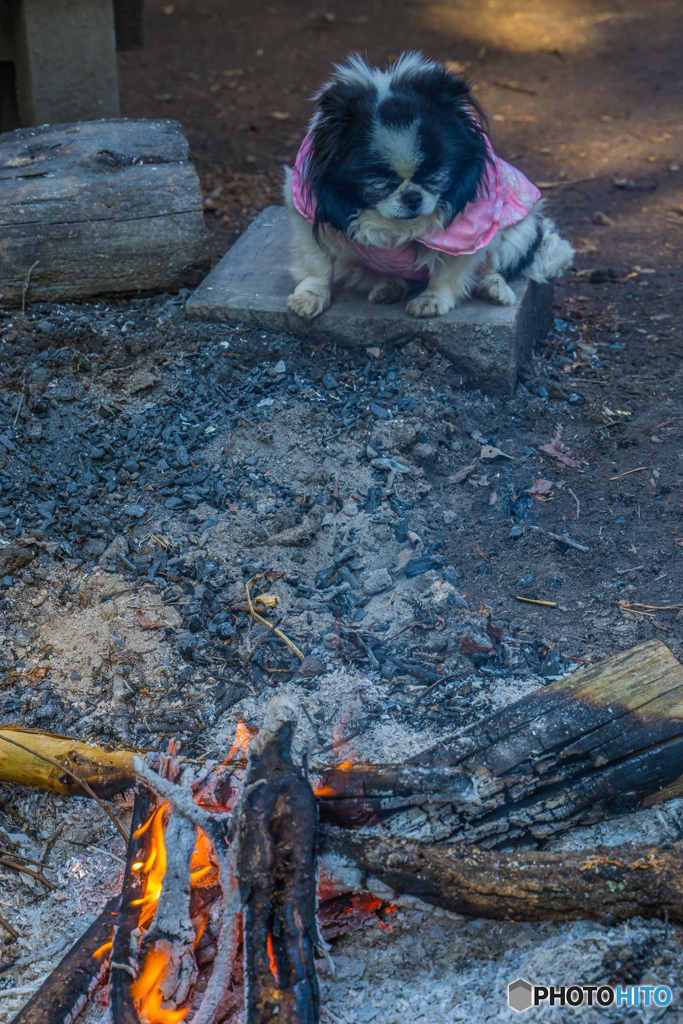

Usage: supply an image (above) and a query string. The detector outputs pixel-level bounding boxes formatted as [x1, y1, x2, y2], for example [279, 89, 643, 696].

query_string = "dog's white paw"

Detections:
[369, 278, 408, 305]
[479, 276, 517, 306]
[406, 292, 452, 318]
[286, 285, 331, 320]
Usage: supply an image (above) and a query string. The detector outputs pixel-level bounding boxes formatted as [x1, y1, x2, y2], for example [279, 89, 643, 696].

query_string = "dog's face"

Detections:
[305, 53, 490, 240]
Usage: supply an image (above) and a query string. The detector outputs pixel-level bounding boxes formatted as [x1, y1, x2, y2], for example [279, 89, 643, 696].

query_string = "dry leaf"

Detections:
[480, 444, 513, 460]
[450, 458, 478, 483]
[136, 609, 164, 629]
[526, 478, 554, 501]
[27, 663, 50, 681]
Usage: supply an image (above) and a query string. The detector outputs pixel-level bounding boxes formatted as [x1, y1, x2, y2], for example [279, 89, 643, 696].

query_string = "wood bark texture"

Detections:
[235, 698, 320, 1024]
[323, 829, 683, 924]
[316, 641, 683, 846]
[0, 118, 209, 304]
[0, 726, 138, 796]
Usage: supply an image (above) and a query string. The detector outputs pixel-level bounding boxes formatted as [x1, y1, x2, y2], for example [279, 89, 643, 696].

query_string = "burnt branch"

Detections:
[109, 785, 156, 1024]
[323, 829, 683, 924]
[235, 696, 320, 1024]
[11, 896, 118, 1024]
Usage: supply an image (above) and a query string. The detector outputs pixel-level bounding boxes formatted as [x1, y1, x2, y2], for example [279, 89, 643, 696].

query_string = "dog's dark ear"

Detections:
[307, 81, 373, 237]
[408, 64, 491, 220]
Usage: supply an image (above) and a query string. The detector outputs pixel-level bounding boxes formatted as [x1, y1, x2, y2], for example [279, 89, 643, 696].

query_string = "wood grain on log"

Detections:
[316, 641, 683, 846]
[323, 829, 683, 924]
[10, 896, 118, 1024]
[235, 696, 320, 1024]
[0, 119, 209, 304]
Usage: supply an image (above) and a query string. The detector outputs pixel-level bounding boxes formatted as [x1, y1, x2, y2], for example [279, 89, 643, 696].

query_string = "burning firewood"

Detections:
[4, 642, 683, 854]
[322, 830, 683, 924]
[234, 695, 320, 1024]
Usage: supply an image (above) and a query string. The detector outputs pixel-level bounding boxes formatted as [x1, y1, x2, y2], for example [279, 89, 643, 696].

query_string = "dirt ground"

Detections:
[116, 0, 683, 645]
[1, 0, 683, 1020]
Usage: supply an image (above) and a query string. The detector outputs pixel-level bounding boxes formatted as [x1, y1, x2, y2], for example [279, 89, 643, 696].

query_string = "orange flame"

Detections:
[266, 932, 280, 988]
[92, 939, 113, 958]
[223, 716, 258, 763]
[189, 828, 218, 885]
[131, 803, 168, 929]
[131, 950, 189, 1024]
[313, 762, 353, 798]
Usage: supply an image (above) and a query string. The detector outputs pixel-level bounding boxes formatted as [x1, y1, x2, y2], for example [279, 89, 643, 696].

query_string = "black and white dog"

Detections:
[285, 53, 573, 320]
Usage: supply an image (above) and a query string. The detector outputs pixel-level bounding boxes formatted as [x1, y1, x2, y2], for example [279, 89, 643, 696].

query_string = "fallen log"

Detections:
[322, 829, 683, 924]
[0, 118, 209, 305]
[9, 896, 118, 1024]
[235, 696, 320, 1024]
[315, 640, 683, 845]
[0, 726, 138, 797]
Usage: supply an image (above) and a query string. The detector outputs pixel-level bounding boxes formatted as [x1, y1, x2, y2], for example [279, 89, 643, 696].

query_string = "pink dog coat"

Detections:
[291, 133, 541, 281]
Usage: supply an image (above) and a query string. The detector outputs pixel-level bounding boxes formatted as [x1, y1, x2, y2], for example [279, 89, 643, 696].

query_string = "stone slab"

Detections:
[185, 206, 553, 392]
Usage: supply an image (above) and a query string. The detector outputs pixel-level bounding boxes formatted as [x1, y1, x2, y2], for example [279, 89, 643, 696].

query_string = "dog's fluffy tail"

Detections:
[524, 216, 574, 283]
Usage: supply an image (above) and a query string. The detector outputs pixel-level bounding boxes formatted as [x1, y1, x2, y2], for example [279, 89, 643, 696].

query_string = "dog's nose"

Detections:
[402, 190, 422, 210]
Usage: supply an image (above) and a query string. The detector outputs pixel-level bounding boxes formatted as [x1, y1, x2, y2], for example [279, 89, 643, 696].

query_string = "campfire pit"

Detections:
[8, 640, 683, 1024]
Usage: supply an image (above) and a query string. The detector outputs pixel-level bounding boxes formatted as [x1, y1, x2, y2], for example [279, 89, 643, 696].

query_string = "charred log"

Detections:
[10, 896, 118, 1024]
[315, 640, 683, 846]
[322, 829, 683, 924]
[235, 696, 320, 1024]
[109, 785, 156, 1024]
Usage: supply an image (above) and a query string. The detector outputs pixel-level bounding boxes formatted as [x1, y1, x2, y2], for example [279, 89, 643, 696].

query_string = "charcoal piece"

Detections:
[403, 555, 444, 578]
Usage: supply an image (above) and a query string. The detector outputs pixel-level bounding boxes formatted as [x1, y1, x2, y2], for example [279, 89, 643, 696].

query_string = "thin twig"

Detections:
[0, 855, 55, 889]
[568, 488, 580, 519]
[514, 596, 558, 608]
[610, 467, 648, 480]
[21, 260, 39, 312]
[0, 913, 20, 939]
[246, 574, 304, 661]
[12, 395, 23, 428]
[0, 734, 128, 842]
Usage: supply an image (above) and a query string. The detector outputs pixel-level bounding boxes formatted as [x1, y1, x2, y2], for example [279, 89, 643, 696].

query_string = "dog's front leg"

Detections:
[406, 250, 484, 318]
[286, 206, 334, 320]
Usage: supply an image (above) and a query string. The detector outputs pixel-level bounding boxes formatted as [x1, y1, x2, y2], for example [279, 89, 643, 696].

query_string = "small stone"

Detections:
[298, 655, 326, 677]
[99, 535, 129, 564]
[274, 359, 286, 374]
[361, 568, 392, 595]
[163, 606, 183, 628]
[538, 385, 548, 398]
[99, 599, 116, 620]
[443, 509, 457, 524]
[509, 524, 524, 539]
[175, 444, 190, 468]
[90, 447, 105, 460]
[27, 422, 43, 442]
[517, 572, 535, 588]
[123, 503, 146, 518]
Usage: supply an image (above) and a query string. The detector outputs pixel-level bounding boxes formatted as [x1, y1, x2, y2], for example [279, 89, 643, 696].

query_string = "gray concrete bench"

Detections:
[185, 206, 553, 393]
[0, 0, 144, 131]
